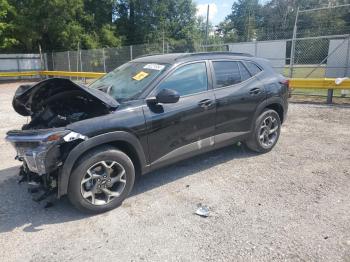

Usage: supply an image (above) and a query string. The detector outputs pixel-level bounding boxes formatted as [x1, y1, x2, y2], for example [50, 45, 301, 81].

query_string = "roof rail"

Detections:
[134, 53, 165, 59]
[177, 52, 254, 60]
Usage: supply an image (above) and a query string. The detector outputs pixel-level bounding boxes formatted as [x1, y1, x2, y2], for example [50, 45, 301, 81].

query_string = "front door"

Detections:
[144, 61, 216, 168]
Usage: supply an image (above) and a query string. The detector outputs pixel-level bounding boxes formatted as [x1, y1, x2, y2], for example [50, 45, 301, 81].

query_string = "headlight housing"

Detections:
[6, 129, 88, 175]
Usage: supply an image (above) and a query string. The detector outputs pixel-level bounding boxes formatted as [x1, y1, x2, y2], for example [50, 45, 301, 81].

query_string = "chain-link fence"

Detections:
[2, 34, 349, 102]
[44, 34, 350, 77]
[205, 34, 350, 77]
[45, 43, 175, 73]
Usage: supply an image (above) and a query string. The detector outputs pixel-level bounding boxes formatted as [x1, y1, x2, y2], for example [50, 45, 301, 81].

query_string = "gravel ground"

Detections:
[0, 82, 349, 262]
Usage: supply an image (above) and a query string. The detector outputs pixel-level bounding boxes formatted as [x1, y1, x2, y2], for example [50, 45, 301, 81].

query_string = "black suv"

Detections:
[6, 52, 289, 213]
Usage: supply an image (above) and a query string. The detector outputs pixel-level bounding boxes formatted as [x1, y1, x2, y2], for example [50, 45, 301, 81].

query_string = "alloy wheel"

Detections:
[80, 161, 126, 206]
[258, 115, 279, 148]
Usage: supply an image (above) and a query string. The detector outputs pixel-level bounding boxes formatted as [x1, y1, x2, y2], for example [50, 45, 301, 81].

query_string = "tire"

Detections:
[245, 109, 281, 153]
[68, 146, 135, 214]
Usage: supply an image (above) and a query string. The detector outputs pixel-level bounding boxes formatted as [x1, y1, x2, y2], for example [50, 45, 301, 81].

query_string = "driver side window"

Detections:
[158, 62, 208, 96]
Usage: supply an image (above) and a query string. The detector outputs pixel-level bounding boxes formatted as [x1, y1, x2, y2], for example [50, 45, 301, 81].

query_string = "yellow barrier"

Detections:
[290, 78, 350, 89]
[39, 71, 106, 78]
[0, 71, 39, 77]
[0, 71, 106, 79]
[1, 71, 350, 89]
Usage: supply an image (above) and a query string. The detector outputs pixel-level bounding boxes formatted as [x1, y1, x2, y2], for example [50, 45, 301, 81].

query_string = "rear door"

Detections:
[144, 61, 216, 168]
[210, 60, 266, 142]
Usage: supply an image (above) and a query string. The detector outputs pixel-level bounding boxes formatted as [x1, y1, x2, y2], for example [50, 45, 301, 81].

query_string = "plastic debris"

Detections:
[195, 205, 209, 217]
[335, 77, 349, 85]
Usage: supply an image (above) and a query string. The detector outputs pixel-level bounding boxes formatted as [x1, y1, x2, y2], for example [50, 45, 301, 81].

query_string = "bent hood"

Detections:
[13, 78, 119, 116]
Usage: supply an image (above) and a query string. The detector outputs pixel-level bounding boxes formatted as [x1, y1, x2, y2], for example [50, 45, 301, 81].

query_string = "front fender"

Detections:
[58, 131, 148, 197]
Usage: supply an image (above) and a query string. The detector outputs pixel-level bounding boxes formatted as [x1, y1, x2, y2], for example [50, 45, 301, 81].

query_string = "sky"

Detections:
[196, 0, 233, 26]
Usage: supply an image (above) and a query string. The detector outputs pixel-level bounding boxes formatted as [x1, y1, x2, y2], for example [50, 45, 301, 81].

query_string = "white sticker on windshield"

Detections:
[144, 64, 165, 71]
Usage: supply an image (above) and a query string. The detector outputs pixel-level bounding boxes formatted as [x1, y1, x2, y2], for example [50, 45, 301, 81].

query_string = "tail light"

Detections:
[279, 79, 291, 97]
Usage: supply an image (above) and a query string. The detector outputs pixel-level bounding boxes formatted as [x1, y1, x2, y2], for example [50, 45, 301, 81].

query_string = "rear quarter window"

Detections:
[238, 63, 251, 81]
[245, 62, 262, 76]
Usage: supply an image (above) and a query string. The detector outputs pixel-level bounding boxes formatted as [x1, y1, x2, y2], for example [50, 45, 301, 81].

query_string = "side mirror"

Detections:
[148, 89, 180, 104]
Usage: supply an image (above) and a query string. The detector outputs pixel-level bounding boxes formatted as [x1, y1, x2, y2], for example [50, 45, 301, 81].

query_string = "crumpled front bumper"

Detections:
[6, 129, 87, 175]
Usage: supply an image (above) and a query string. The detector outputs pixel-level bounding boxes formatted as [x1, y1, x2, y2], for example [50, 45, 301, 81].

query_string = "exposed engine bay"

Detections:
[23, 89, 110, 129]
[12, 78, 118, 130]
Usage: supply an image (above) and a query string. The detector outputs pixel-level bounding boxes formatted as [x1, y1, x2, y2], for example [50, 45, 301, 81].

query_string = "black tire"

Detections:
[68, 146, 135, 214]
[245, 109, 281, 153]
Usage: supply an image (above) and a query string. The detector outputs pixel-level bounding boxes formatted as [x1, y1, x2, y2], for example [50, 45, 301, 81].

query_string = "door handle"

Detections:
[198, 99, 214, 109]
[249, 88, 261, 95]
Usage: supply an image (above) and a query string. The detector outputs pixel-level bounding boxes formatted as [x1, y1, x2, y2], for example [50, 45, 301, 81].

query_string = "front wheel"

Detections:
[68, 146, 135, 214]
[244, 109, 281, 153]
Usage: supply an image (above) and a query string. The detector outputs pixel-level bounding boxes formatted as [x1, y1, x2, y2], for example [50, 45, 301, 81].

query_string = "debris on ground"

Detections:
[195, 204, 209, 217]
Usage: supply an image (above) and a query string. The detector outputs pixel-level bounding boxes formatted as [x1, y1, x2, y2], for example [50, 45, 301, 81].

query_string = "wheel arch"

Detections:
[58, 131, 149, 198]
[256, 96, 285, 121]
[265, 103, 284, 123]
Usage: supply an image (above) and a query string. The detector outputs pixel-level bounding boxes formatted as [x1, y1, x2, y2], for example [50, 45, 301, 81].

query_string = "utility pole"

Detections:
[289, 7, 299, 78]
[205, 4, 210, 50]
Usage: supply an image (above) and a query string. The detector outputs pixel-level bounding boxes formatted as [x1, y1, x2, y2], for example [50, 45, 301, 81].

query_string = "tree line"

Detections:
[218, 0, 350, 43]
[0, 0, 349, 53]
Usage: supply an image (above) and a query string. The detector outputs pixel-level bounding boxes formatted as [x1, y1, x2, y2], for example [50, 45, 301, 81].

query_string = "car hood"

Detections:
[12, 78, 119, 116]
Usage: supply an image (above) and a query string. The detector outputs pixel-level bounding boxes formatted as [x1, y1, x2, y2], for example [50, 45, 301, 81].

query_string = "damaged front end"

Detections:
[6, 78, 119, 202]
[6, 129, 87, 201]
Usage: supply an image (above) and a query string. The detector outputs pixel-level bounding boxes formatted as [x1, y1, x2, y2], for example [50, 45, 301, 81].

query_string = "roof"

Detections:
[132, 52, 254, 64]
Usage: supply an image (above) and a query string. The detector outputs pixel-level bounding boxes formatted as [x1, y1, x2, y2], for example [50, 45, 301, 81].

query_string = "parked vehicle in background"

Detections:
[6, 52, 289, 213]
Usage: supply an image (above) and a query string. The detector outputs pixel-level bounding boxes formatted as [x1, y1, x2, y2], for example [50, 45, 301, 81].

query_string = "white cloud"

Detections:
[197, 3, 218, 22]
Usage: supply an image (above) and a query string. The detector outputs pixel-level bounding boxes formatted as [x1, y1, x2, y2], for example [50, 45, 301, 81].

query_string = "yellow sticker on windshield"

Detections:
[132, 71, 149, 81]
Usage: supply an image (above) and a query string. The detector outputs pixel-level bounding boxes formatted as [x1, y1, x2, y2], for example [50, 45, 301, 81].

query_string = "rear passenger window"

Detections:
[245, 62, 262, 76]
[212, 61, 241, 88]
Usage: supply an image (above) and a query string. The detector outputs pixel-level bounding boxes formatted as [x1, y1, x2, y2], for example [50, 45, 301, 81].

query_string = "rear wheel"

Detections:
[68, 146, 135, 213]
[245, 109, 281, 153]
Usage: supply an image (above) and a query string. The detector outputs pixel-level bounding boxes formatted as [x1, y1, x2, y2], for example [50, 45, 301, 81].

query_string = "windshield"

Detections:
[90, 62, 169, 102]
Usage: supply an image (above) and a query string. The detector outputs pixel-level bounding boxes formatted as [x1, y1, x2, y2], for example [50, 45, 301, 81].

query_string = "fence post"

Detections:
[254, 41, 258, 56]
[345, 37, 350, 76]
[67, 51, 71, 80]
[130, 45, 133, 61]
[79, 50, 84, 82]
[44, 53, 48, 70]
[16, 56, 21, 81]
[103, 48, 107, 73]
[51, 52, 55, 71]
[76, 42, 80, 81]
[39, 45, 44, 80]
[44, 53, 48, 79]
[327, 89, 333, 104]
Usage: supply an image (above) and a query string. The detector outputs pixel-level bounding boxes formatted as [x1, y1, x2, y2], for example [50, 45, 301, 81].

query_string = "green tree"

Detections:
[224, 0, 262, 42]
[0, 0, 17, 50]
[222, 0, 350, 41]
[5, 0, 121, 52]
[114, 0, 202, 51]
